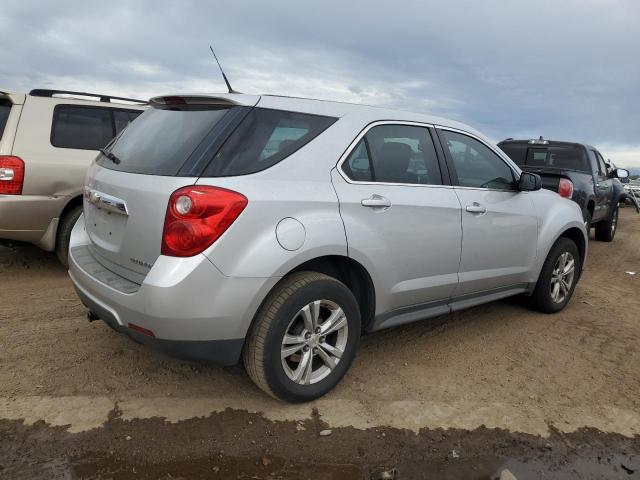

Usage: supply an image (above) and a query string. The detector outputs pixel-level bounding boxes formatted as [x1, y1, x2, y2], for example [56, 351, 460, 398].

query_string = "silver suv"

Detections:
[68, 93, 588, 402]
[0, 89, 145, 266]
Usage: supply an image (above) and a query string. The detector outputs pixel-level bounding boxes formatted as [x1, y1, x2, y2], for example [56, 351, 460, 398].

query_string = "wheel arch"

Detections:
[58, 195, 83, 224]
[558, 227, 586, 271]
[247, 254, 376, 337]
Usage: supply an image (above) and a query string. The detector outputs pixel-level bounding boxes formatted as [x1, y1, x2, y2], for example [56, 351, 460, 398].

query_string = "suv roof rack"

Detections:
[29, 89, 147, 104]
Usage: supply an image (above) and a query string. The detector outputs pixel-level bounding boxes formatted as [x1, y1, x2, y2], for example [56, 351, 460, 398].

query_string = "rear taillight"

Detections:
[0, 156, 25, 195]
[558, 178, 574, 198]
[161, 186, 248, 257]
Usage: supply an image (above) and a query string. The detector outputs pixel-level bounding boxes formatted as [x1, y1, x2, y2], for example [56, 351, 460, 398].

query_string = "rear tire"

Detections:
[594, 205, 618, 242]
[243, 271, 361, 403]
[55, 206, 82, 268]
[530, 237, 580, 314]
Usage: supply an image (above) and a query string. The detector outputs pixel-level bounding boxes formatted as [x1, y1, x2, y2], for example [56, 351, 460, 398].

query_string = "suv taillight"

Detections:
[0, 156, 25, 195]
[558, 178, 574, 199]
[161, 186, 248, 257]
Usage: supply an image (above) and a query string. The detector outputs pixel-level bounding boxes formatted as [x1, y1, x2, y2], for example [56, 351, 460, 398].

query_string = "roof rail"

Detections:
[29, 89, 146, 104]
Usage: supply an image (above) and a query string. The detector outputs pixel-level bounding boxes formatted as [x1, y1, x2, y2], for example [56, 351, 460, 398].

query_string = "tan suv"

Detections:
[0, 89, 146, 266]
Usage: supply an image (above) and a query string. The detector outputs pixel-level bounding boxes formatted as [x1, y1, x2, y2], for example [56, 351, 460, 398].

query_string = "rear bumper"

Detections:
[68, 215, 279, 366]
[74, 285, 244, 365]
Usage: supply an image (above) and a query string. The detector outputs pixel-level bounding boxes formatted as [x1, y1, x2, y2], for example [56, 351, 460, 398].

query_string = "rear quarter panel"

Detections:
[197, 115, 365, 278]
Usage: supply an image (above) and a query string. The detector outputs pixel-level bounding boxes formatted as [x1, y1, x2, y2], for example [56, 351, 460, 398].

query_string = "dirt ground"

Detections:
[1, 208, 639, 479]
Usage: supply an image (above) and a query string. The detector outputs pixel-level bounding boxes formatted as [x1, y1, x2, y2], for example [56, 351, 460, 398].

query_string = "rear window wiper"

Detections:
[99, 148, 121, 165]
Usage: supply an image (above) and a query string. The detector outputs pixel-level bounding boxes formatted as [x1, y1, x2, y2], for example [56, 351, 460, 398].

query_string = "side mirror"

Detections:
[614, 168, 630, 179]
[518, 172, 542, 191]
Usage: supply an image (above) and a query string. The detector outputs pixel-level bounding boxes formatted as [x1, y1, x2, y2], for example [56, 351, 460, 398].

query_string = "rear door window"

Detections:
[342, 124, 442, 185]
[202, 108, 337, 177]
[51, 106, 114, 150]
[0, 99, 13, 141]
[342, 140, 373, 182]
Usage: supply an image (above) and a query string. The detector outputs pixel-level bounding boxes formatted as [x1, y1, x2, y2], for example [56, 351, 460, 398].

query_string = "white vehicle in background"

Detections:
[623, 182, 640, 209]
[0, 89, 146, 266]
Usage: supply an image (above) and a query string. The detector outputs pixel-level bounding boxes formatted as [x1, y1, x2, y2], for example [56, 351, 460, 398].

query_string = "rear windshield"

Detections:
[0, 99, 11, 140]
[99, 106, 337, 177]
[98, 106, 239, 175]
[500, 143, 589, 172]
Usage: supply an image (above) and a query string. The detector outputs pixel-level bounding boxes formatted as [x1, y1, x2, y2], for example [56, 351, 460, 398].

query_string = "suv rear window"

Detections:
[51, 105, 142, 151]
[99, 106, 337, 177]
[100, 106, 243, 176]
[0, 99, 11, 140]
[501, 143, 588, 172]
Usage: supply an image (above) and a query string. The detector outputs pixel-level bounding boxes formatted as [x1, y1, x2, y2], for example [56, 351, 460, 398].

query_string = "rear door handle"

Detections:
[361, 195, 391, 209]
[465, 203, 486, 214]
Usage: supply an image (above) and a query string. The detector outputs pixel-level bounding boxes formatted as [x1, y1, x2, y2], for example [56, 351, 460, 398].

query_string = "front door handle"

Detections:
[361, 195, 391, 209]
[466, 202, 487, 214]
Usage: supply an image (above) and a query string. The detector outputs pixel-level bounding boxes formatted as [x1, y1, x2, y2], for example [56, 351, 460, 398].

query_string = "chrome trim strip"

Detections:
[83, 187, 129, 216]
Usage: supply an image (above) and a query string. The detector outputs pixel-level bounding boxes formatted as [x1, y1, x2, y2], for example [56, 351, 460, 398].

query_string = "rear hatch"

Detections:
[83, 95, 259, 283]
[499, 142, 589, 196]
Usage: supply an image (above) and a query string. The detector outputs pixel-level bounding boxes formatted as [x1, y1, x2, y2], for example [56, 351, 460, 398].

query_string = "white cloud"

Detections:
[597, 145, 640, 169]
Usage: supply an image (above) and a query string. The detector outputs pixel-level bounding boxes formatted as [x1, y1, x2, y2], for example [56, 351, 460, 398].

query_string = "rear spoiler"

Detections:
[149, 93, 260, 108]
[0, 89, 25, 105]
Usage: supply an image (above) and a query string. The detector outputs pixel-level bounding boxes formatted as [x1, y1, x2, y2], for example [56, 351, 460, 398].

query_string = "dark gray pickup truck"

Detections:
[498, 138, 634, 242]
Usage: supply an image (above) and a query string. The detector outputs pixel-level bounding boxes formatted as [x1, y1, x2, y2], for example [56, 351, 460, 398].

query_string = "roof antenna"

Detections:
[209, 45, 240, 94]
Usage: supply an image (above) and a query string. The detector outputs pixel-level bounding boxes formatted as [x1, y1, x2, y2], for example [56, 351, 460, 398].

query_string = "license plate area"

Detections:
[85, 203, 128, 252]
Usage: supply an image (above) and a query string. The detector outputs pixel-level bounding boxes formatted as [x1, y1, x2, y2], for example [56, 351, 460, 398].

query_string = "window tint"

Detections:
[114, 110, 142, 135]
[595, 151, 608, 176]
[523, 146, 588, 172]
[0, 99, 11, 141]
[51, 106, 115, 150]
[101, 106, 236, 175]
[588, 149, 599, 174]
[203, 108, 337, 177]
[342, 140, 373, 181]
[499, 143, 527, 166]
[442, 130, 515, 190]
[342, 124, 442, 185]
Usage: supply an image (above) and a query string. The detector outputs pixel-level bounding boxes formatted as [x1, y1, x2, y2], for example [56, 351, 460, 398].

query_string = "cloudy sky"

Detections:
[1, 0, 639, 167]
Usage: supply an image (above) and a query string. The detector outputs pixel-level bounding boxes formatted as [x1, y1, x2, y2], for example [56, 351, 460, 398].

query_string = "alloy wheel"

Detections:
[280, 300, 348, 385]
[550, 251, 576, 303]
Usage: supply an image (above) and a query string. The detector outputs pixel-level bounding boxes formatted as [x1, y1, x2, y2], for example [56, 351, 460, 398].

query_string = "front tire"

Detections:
[530, 237, 580, 313]
[594, 205, 618, 242]
[243, 271, 361, 403]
